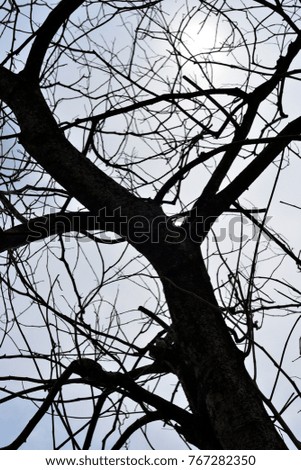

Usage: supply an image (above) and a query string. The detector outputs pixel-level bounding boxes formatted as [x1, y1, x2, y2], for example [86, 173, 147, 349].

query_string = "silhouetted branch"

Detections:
[217, 116, 301, 211]
[0, 211, 104, 252]
[22, 0, 86, 80]
[111, 412, 161, 449]
[1, 362, 77, 450]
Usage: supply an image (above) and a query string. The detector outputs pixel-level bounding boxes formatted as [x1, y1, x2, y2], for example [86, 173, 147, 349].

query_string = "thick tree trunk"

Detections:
[151, 240, 286, 450]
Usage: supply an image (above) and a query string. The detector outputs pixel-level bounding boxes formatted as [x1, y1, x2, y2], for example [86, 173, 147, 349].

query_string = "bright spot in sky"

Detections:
[182, 19, 220, 56]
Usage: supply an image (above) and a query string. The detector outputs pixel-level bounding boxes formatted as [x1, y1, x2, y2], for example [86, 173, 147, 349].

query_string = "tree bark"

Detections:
[151, 239, 286, 449]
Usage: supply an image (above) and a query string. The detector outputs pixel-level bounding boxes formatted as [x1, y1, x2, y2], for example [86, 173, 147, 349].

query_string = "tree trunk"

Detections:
[151, 239, 286, 450]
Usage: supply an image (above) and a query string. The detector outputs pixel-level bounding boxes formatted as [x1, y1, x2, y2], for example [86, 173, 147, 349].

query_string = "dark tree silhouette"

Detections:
[0, 0, 301, 450]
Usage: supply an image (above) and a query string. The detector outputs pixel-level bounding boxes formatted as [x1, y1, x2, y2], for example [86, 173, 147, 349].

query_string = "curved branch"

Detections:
[0, 70, 166, 257]
[111, 412, 162, 449]
[22, 0, 86, 80]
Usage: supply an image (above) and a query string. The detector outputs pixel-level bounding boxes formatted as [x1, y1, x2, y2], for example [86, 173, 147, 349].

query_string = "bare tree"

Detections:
[0, 0, 301, 450]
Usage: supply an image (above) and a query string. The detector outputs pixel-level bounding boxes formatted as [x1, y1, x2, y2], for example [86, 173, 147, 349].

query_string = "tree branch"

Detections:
[154, 136, 301, 204]
[61, 88, 247, 130]
[192, 33, 301, 211]
[0, 68, 165, 255]
[216, 116, 301, 211]
[0, 211, 106, 253]
[233, 202, 301, 268]
[111, 412, 162, 449]
[83, 391, 111, 450]
[22, 0, 86, 80]
[0, 362, 77, 450]
[73, 358, 204, 448]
